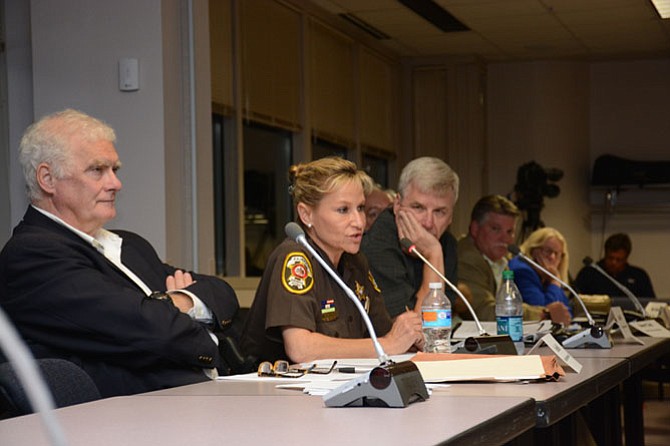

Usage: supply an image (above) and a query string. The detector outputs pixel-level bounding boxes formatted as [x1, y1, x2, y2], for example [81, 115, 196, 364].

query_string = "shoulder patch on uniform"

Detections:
[282, 252, 314, 294]
[368, 270, 381, 293]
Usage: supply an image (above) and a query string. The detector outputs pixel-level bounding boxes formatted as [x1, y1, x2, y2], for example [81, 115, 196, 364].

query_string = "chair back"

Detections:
[0, 358, 101, 418]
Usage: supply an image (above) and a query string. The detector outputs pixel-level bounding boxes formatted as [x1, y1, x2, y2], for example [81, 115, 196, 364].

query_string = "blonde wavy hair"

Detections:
[288, 157, 373, 227]
[519, 227, 570, 282]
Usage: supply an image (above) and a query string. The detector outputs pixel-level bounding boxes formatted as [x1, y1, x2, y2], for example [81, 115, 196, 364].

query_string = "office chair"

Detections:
[218, 335, 257, 375]
[0, 358, 101, 419]
[217, 308, 257, 375]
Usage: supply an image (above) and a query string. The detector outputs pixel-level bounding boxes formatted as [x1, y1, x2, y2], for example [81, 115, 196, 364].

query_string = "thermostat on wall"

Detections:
[119, 58, 139, 91]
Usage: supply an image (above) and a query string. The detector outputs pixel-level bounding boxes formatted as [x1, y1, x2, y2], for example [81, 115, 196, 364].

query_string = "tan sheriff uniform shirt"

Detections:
[240, 237, 393, 363]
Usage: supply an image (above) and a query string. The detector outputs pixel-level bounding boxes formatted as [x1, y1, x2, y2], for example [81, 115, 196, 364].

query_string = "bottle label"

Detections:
[496, 315, 523, 342]
[422, 309, 452, 328]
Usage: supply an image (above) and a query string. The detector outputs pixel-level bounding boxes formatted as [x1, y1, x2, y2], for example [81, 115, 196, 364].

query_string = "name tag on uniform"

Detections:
[321, 299, 338, 322]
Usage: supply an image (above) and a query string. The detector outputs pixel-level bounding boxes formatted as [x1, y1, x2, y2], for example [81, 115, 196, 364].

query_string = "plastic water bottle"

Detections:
[496, 269, 524, 354]
[421, 282, 452, 353]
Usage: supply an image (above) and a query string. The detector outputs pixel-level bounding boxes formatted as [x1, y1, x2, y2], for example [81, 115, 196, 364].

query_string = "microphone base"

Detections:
[562, 326, 612, 349]
[452, 335, 519, 355]
[323, 360, 429, 408]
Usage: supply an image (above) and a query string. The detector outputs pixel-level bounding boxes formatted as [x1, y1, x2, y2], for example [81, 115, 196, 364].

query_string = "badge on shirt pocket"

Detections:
[321, 299, 338, 322]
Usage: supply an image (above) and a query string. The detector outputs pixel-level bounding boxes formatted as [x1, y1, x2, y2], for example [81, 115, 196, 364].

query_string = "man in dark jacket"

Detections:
[0, 109, 239, 397]
[361, 157, 461, 318]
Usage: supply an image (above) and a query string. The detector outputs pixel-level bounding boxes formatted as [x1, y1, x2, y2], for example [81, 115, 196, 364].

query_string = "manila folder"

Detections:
[412, 353, 554, 383]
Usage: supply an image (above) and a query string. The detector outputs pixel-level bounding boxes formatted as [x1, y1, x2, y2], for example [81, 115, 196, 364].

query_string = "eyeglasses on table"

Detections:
[257, 360, 337, 378]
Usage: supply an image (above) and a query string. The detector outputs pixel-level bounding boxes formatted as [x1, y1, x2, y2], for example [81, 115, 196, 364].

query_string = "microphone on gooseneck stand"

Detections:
[284, 222, 428, 408]
[508, 244, 611, 349]
[400, 238, 518, 355]
[400, 238, 487, 336]
[583, 256, 646, 319]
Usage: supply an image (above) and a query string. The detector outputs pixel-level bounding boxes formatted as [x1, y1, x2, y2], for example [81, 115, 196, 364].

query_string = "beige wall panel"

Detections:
[445, 64, 486, 238]
[209, 0, 233, 109]
[359, 48, 397, 152]
[309, 19, 355, 144]
[412, 69, 448, 158]
[411, 65, 486, 237]
[487, 61, 591, 277]
[241, 0, 301, 127]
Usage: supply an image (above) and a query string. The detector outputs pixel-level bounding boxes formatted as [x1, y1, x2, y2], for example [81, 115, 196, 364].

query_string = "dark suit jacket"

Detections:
[0, 206, 239, 397]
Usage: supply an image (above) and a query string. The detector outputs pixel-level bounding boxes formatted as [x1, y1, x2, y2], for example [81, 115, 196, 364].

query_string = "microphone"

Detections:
[583, 256, 646, 319]
[284, 222, 428, 407]
[400, 238, 518, 355]
[285, 222, 388, 363]
[400, 238, 487, 336]
[508, 244, 611, 349]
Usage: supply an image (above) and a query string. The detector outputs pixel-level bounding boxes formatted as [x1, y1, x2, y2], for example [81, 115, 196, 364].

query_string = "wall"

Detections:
[487, 61, 591, 277]
[590, 59, 670, 161]
[588, 59, 670, 297]
[4, 1, 669, 298]
[0, 0, 10, 243]
[408, 63, 486, 238]
[3, 0, 33, 245]
[28, 0, 168, 255]
[487, 59, 669, 297]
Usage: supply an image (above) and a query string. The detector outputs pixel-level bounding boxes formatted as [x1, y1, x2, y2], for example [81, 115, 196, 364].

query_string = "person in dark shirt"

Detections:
[361, 157, 461, 318]
[575, 233, 655, 297]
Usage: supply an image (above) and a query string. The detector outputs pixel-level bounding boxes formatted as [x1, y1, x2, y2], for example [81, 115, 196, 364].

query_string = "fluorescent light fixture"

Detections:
[650, 0, 670, 18]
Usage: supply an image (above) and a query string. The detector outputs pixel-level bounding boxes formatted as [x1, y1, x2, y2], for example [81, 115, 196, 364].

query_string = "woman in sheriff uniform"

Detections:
[240, 157, 423, 364]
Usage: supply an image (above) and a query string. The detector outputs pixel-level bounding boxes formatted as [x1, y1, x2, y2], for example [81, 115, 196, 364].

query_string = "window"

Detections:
[312, 138, 348, 160]
[212, 113, 227, 275]
[209, 1, 402, 282]
[243, 123, 293, 276]
[362, 153, 390, 188]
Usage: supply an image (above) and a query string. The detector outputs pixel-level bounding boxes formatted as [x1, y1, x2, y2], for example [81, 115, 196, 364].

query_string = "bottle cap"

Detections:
[502, 269, 514, 280]
[429, 282, 443, 289]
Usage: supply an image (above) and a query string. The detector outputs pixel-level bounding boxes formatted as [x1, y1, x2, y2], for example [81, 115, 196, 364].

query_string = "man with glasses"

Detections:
[457, 195, 570, 324]
[361, 157, 462, 318]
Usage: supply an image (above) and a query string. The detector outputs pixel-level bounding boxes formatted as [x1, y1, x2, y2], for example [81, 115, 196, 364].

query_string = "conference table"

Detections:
[547, 335, 670, 446]
[1, 335, 667, 445]
[438, 357, 628, 442]
[0, 389, 535, 445]
[145, 356, 628, 444]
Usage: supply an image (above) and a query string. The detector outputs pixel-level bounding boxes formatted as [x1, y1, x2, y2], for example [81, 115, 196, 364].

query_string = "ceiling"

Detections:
[308, 0, 670, 61]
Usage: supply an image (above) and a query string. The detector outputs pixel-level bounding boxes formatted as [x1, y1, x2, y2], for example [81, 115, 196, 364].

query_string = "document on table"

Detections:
[216, 354, 443, 396]
[217, 351, 562, 394]
[216, 354, 414, 383]
[630, 319, 670, 338]
[412, 352, 564, 382]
